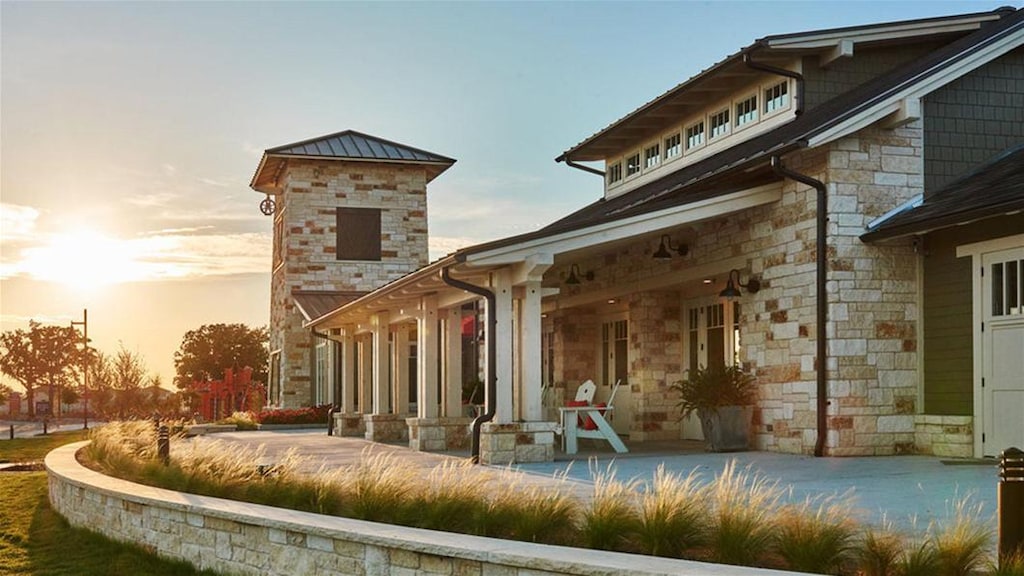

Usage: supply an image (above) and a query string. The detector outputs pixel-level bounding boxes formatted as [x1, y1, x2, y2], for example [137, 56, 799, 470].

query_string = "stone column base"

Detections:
[479, 421, 558, 465]
[333, 413, 366, 437]
[406, 417, 473, 452]
[364, 413, 409, 443]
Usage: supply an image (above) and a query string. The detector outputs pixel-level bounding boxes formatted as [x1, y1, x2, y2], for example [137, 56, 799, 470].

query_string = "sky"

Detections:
[1, 0, 1008, 391]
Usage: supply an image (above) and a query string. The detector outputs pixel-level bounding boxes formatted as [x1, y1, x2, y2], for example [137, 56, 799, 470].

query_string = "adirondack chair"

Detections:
[559, 379, 628, 454]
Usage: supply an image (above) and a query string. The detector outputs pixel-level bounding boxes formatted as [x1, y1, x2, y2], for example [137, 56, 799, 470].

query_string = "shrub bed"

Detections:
[82, 421, 1021, 576]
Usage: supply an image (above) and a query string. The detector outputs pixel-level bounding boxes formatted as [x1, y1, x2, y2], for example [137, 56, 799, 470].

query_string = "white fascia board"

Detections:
[765, 16, 995, 50]
[464, 183, 783, 267]
[807, 26, 1024, 148]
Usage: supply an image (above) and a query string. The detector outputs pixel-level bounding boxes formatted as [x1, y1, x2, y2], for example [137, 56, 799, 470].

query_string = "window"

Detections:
[764, 80, 790, 114]
[686, 121, 705, 150]
[542, 328, 555, 387]
[626, 152, 641, 176]
[601, 319, 628, 387]
[644, 143, 660, 170]
[992, 259, 1023, 316]
[314, 340, 328, 405]
[664, 133, 682, 160]
[735, 95, 758, 128]
[685, 300, 742, 371]
[336, 207, 381, 261]
[710, 108, 730, 139]
[607, 162, 623, 185]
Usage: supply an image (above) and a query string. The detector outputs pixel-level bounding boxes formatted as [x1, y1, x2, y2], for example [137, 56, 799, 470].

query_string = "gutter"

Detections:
[771, 156, 828, 458]
[440, 266, 496, 464]
[744, 52, 805, 116]
[557, 157, 606, 178]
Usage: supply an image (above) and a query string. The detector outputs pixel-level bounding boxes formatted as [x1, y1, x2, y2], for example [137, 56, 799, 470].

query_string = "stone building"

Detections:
[250, 131, 455, 408]
[288, 8, 1021, 464]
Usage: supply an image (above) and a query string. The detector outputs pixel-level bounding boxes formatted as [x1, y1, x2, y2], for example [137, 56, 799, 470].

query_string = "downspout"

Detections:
[441, 266, 496, 464]
[558, 157, 606, 178]
[771, 156, 828, 457]
[744, 52, 804, 116]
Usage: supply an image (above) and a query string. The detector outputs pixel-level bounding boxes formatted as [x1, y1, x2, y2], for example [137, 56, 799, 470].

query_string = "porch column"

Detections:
[394, 325, 411, 415]
[417, 296, 440, 418]
[358, 334, 372, 413]
[443, 307, 463, 417]
[372, 311, 391, 414]
[520, 281, 543, 421]
[339, 326, 357, 413]
[493, 269, 514, 424]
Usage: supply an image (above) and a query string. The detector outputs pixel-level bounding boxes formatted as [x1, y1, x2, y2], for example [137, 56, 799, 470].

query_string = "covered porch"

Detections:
[307, 182, 783, 464]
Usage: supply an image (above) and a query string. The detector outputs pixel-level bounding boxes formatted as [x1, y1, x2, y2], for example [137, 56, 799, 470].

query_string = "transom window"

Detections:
[644, 143, 661, 170]
[686, 121, 705, 150]
[710, 109, 730, 139]
[626, 152, 641, 176]
[607, 162, 623, 185]
[664, 133, 682, 160]
[764, 80, 789, 114]
[736, 95, 758, 127]
[992, 258, 1023, 316]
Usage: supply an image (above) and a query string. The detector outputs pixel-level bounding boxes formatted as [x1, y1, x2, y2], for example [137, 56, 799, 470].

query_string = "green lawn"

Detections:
[0, 434, 222, 576]
[0, 429, 90, 463]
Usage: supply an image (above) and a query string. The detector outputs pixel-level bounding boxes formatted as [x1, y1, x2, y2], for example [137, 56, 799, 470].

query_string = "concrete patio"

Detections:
[201, 429, 1000, 534]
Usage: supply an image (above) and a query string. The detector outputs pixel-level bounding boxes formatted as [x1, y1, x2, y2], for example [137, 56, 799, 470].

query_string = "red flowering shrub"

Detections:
[257, 404, 331, 425]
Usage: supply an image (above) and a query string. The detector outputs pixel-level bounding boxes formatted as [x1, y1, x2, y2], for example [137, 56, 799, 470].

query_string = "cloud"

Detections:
[0, 203, 40, 240]
[124, 192, 179, 207]
[428, 235, 480, 261]
[198, 177, 232, 188]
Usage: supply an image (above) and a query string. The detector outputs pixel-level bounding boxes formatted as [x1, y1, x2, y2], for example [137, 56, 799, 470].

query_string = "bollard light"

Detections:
[999, 447, 1024, 565]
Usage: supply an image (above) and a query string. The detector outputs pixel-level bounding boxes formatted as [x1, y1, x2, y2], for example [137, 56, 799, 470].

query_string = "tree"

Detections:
[111, 344, 148, 418]
[173, 324, 268, 389]
[0, 322, 85, 417]
[86, 350, 115, 418]
[0, 383, 11, 404]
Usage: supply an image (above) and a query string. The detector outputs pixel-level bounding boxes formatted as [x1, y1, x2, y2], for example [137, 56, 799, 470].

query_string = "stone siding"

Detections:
[479, 422, 557, 465]
[914, 415, 973, 458]
[47, 442, 801, 576]
[271, 160, 430, 408]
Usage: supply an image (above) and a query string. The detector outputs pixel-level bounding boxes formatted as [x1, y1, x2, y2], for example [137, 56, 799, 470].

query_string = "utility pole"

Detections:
[71, 309, 89, 429]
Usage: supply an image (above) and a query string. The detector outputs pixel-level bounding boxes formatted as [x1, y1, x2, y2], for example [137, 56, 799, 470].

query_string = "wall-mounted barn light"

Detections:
[652, 234, 688, 260]
[719, 269, 761, 299]
[565, 263, 594, 285]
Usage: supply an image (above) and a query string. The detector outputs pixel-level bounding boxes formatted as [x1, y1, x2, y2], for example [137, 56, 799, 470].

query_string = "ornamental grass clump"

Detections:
[334, 450, 420, 524]
[481, 470, 579, 545]
[579, 463, 642, 552]
[635, 465, 708, 558]
[406, 460, 488, 534]
[705, 460, 782, 567]
[855, 522, 907, 576]
[932, 496, 992, 576]
[774, 493, 858, 575]
[990, 547, 1024, 576]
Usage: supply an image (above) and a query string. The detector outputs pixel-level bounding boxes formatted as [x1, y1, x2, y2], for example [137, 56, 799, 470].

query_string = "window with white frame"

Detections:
[764, 80, 789, 114]
[686, 121, 705, 150]
[710, 108, 730, 139]
[735, 94, 758, 128]
[644, 143, 660, 170]
[626, 152, 641, 176]
[607, 161, 623, 185]
[601, 319, 628, 388]
[664, 133, 682, 160]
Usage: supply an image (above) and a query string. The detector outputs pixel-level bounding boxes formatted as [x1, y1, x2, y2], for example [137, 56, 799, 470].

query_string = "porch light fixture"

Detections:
[653, 234, 688, 260]
[565, 263, 593, 285]
[719, 269, 761, 299]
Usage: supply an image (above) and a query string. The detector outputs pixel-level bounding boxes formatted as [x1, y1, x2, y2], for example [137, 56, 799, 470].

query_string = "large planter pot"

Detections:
[697, 406, 752, 452]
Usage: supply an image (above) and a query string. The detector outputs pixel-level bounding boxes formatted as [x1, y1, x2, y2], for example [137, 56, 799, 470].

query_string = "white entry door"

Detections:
[981, 247, 1024, 457]
[599, 317, 632, 435]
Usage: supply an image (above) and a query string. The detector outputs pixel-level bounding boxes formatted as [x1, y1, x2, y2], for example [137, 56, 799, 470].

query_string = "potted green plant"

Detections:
[671, 364, 756, 452]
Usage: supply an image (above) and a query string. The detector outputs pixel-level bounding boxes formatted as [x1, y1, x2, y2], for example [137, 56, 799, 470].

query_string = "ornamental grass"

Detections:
[81, 421, 1011, 575]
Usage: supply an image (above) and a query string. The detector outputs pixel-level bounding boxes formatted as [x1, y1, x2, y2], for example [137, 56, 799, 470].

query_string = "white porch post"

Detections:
[394, 325, 411, 415]
[372, 312, 391, 414]
[520, 281, 544, 421]
[340, 326, 357, 414]
[443, 307, 463, 417]
[417, 296, 440, 418]
[493, 269, 514, 424]
[358, 334, 372, 413]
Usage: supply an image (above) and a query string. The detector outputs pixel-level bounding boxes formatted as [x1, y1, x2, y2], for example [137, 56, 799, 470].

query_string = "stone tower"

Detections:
[250, 131, 455, 408]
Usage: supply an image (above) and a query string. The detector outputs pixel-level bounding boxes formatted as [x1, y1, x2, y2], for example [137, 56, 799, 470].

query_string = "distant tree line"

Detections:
[0, 321, 267, 420]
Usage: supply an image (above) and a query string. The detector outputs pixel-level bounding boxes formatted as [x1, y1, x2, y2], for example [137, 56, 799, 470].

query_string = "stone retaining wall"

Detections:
[47, 441, 803, 576]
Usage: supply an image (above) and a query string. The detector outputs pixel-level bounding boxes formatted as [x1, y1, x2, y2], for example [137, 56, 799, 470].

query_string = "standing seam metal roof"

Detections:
[266, 130, 455, 164]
